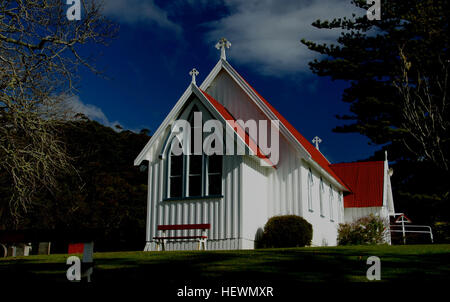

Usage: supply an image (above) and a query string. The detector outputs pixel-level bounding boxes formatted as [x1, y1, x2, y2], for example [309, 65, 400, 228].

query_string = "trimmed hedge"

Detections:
[258, 215, 313, 248]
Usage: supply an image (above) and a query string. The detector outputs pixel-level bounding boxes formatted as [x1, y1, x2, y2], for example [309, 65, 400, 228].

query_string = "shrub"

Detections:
[258, 215, 313, 248]
[337, 214, 388, 245]
[434, 222, 450, 243]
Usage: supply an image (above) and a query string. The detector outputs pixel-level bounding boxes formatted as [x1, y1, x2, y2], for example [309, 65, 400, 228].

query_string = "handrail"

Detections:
[390, 224, 434, 243]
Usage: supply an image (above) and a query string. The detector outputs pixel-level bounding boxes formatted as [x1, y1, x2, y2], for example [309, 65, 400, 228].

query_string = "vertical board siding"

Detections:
[146, 155, 242, 251]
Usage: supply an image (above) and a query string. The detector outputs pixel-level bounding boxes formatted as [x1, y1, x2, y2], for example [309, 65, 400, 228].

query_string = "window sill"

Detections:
[163, 195, 224, 202]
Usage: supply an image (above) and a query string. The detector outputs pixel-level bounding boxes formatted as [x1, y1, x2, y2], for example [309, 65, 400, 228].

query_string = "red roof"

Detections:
[237, 74, 348, 189]
[200, 89, 275, 167]
[330, 161, 385, 208]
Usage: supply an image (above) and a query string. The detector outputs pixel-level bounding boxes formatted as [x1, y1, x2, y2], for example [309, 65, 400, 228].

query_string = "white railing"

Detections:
[390, 213, 434, 244]
[390, 224, 434, 243]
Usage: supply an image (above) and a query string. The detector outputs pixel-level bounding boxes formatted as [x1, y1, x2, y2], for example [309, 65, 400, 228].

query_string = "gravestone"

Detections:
[23, 243, 32, 256]
[15, 245, 24, 256]
[38, 242, 51, 255]
[7, 246, 16, 257]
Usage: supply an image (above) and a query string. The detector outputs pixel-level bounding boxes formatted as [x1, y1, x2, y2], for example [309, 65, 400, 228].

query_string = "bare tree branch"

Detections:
[0, 0, 118, 225]
[394, 48, 449, 171]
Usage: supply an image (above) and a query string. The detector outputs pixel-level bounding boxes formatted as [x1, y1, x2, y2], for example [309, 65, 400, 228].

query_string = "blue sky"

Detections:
[73, 0, 379, 164]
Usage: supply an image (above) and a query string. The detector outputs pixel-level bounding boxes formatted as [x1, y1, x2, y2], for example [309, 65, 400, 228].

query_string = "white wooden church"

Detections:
[135, 39, 395, 251]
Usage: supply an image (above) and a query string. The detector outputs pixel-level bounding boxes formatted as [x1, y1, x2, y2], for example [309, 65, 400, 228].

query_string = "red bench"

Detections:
[153, 224, 210, 251]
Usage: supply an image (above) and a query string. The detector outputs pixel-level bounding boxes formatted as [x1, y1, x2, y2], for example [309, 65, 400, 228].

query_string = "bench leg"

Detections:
[144, 242, 151, 252]
[155, 240, 166, 251]
[198, 238, 207, 251]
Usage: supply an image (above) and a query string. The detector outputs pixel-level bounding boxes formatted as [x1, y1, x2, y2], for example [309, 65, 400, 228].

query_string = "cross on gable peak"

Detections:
[189, 68, 199, 85]
[215, 37, 231, 60]
[312, 136, 322, 150]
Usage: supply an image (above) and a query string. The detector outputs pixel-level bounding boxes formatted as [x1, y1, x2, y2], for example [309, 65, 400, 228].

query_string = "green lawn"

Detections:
[1, 244, 449, 285]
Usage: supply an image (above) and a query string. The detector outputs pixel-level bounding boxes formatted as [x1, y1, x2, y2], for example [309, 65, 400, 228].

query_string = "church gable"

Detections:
[199, 59, 348, 191]
[205, 69, 268, 129]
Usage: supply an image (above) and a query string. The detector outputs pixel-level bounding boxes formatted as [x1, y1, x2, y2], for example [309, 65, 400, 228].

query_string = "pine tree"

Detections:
[301, 0, 449, 226]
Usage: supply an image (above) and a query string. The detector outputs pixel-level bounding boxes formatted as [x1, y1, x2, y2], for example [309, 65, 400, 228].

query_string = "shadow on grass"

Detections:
[0, 245, 449, 286]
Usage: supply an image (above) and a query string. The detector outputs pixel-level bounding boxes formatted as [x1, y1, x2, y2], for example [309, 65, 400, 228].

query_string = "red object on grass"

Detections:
[68, 243, 84, 254]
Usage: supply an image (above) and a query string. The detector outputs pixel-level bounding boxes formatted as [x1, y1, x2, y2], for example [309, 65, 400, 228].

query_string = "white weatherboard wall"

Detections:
[204, 68, 344, 248]
[241, 156, 269, 249]
[344, 206, 388, 223]
[299, 164, 342, 247]
[145, 155, 244, 251]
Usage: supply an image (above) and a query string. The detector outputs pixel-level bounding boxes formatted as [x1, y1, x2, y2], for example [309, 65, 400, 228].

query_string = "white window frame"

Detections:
[338, 192, 343, 223]
[319, 177, 325, 217]
[329, 185, 334, 222]
[307, 168, 314, 212]
[164, 102, 223, 200]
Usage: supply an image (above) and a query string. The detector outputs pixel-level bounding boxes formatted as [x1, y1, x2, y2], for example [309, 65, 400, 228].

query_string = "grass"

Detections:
[0, 244, 449, 286]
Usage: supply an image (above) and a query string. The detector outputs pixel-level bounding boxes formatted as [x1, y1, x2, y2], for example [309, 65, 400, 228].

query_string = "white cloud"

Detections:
[66, 95, 123, 130]
[204, 0, 363, 76]
[100, 0, 181, 33]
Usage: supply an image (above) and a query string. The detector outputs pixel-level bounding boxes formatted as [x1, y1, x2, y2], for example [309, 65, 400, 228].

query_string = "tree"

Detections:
[394, 50, 449, 171]
[301, 0, 449, 167]
[1, 120, 150, 251]
[0, 1, 117, 223]
[301, 0, 449, 226]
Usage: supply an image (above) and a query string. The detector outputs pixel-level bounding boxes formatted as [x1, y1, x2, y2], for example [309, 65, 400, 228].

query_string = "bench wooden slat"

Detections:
[153, 236, 208, 240]
[157, 224, 210, 231]
[153, 224, 210, 251]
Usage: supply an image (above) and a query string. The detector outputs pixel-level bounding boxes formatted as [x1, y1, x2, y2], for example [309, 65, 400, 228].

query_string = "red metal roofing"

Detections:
[330, 161, 385, 208]
[200, 89, 275, 167]
[236, 74, 348, 189]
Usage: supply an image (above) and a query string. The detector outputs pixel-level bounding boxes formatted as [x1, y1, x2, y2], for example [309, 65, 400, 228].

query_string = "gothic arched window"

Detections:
[168, 138, 184, 198]
[166, 103, 223, 199]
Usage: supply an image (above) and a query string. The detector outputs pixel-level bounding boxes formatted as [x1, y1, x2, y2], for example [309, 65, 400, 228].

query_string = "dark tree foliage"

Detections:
[0, 0, 118, 220]
[301, 0, 449, 227]
[0, 120, 150, 251]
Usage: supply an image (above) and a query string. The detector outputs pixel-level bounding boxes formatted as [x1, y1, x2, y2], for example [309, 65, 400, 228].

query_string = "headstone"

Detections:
[7, 246, 16, 257]
[24, 243, 32, 256]
[0, 244, 7, 257]
[15, 245, 24, 256]
[38, 242, 51, 255]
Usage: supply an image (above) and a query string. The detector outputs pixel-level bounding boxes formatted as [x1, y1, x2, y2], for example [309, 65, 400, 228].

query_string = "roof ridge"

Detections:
[330, 161, 384, 167]
[226, 66, 348, 189]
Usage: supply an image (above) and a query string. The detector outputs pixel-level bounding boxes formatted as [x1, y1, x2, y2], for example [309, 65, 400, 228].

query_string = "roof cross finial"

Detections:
[215, 37, 231, 60]
[312, 136, 322, 150]
[189, 68, 199, 85]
